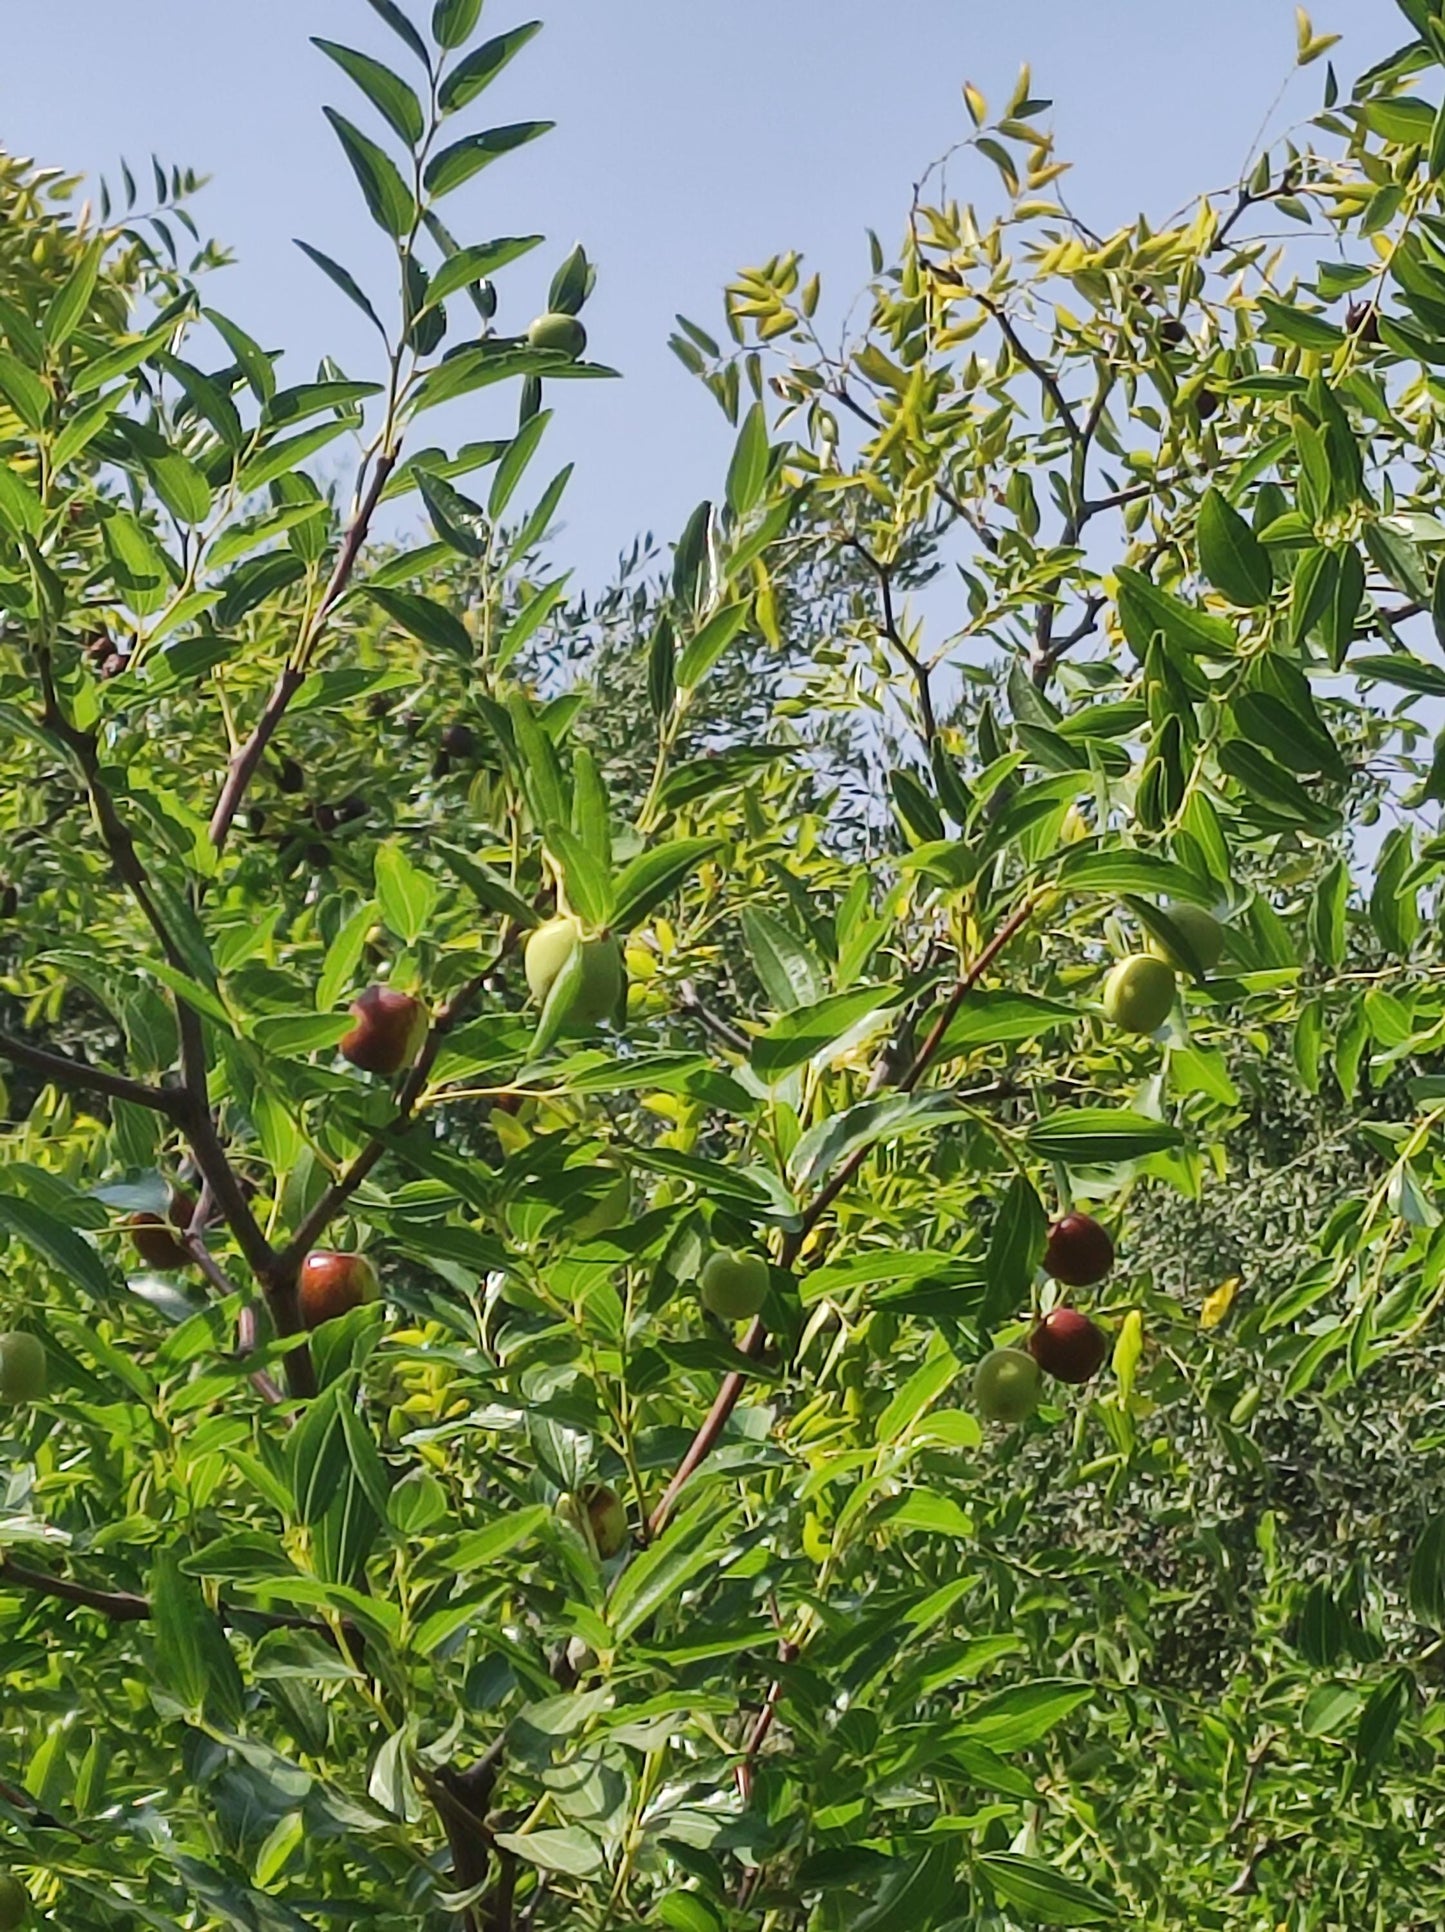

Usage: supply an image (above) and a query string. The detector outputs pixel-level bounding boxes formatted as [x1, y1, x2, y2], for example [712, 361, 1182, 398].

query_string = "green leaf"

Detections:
[44, 237, 105, 352]
[432, 0, 483, 46]
[237, 418, 353, 494]
[489, 408, 552, 519]
[375, 842, 437, 944]
[429, 236, 542, 304]
[610, 1492, 740, 1642]
[448, 1503, 551, 1573]
[1257, 294, 1345, 350]
[741, 905, 824, 1011]
[150, 1548, 244, 1727]
[726, 402, 770, 518]
[0, 465, 43, 538]
[289, 1383, 350, 1526]
[293, 241, 386, 335]
[789, 1091, 960, 1191]
[313, 40, 425, 146]
[366, 0, 432, 66]
[979, 1853, 1118, 1925]
[612, 840, 721, 930]
[958, 1680, 1094, 1748]
[491, 1827, 604, 1878]
[1115, 567, 1237, 659]
[751, 987, 891, 1083]
[424, 122, 554, 196]
[1197, 487, 1272, 607]
[1410, 1515, 1445, 1628]
[546, 822, 613, 928]
[437, 23, 543, 111]
[366, 585, 472, 659]
[677, 601, 750, 689]
[204, 307, 276, 402]
[0, 349, 49, 430]
[983, 1172, 1046, 1326]
[936, 990, 1077, 1057]
[0, 1189, 116, 1301]
[1025, 1109, 1183, 1164]
[323, 108, 416, 236]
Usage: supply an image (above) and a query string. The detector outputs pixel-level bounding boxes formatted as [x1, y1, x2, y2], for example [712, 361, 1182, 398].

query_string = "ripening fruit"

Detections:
[1102, 953, 1176, 1034]
[129, 1186, 198, 1272]
[527, 311, 587, 359]
[557, 1483, 629, 1558]
[699, 1249, 770, 1321]
[1146, 902, 1225, 975]
[0, 1333, 46, 1405]
[525, 915, 625, 1028]
[0, 1875, 27, 1929]
[298, 1250, 381, 1329]
[1029, 1307, 1109, 1385]
[973, 1347, 1042, 1424]
[340, 984, 429, 1077]
[1043, 1212, 1115, 1289]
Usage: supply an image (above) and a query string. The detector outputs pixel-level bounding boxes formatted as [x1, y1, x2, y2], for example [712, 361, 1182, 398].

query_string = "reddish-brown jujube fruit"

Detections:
[1029, 1307, 1109, 1386]
[1043, 1212, 1115, 1289]
[340, 985, 429, 1077]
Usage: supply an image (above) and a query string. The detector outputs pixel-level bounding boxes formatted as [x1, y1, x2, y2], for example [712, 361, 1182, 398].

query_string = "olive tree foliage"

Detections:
[8, 1, 1445, 1928]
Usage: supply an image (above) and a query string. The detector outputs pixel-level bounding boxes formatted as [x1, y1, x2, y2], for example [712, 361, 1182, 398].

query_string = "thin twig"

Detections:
[208, 448, 400, 854]
[648, 891, 1038, 1537]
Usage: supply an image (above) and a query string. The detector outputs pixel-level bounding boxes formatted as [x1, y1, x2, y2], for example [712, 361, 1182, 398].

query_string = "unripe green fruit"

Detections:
[1103, 953, 1176, 1034]
[0, 1333, 46, 1405]
[1147, 902, 1224, 974]
[699, 1248, 769, 1320]
[527, 311, 587, 359]
[525, 916, 624, 1028]
[973, 1347, 1042, 1424]
[0, 1874, 28, 1929]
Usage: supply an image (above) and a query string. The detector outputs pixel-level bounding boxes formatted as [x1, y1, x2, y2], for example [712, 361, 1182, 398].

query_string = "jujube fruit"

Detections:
[0, 1332, 46, 1405]
[0, 1875, 28, 1929]
[1147, 902, 1224, 975]
[525, 915, 624, 1028]
[340, 985, 429, 1077]
[298, 1250, 381, 1329]
[1102, 953, 1176, 1034]
[440, 721, 475, 759]
[1044, 1212, 1115, 1288]
[129, 1187, 198, 1272]
[973, 1346, 1042, 1424]
[557, 1483, 629, 1558]
[1029, 1307, 1109, 1385]
[527, 312, 587, 359]
[699, 1249, 769, 1321]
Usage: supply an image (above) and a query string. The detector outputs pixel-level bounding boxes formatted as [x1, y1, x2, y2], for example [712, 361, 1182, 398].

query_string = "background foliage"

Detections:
[5, 3, 1445, 1928]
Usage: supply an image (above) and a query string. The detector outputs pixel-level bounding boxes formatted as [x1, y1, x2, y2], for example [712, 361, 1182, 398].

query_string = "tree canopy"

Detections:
[4, 3, 1445, 1928]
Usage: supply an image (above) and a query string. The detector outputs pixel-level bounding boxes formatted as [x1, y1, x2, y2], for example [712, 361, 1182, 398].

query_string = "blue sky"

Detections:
[2, 1, 1401, 590]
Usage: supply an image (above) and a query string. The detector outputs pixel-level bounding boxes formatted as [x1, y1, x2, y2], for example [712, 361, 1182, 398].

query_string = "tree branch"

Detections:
[0, 1552, 358, 1646]
[209, 447, 400, 855]
[847, 537, 937, 747]
[648, 891, 1038, 1536]
[0, 1028, 181, 1115]
[977, 294, 1084, 447]
[677, 981, 751, 1057]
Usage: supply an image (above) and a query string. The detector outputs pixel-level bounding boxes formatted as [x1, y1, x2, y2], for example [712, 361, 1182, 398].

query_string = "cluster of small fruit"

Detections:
[974, 1211, 1115, 1424]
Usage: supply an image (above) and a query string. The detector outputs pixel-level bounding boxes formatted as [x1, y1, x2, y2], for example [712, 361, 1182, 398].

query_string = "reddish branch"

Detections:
[648, 891, 1038, 1538]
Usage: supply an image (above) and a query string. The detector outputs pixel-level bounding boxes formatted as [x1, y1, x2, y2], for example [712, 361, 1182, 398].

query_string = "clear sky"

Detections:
[0, 0, 1402, 591]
